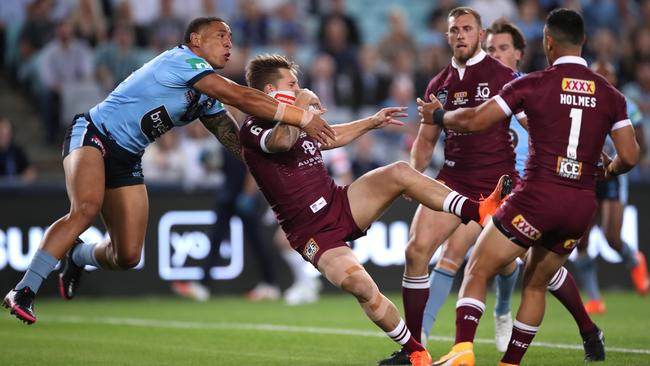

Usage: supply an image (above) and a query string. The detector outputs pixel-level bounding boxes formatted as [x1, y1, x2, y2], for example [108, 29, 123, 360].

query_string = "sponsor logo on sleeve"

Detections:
[511, 214, 541, 241]
[303, 238, 320, 262]
[185, 57, 211, 70]
[556, 156, 582, 180]
[561, 78, 595, 94]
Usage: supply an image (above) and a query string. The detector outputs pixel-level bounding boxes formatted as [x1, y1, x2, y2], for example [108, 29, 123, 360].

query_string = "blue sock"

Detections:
[618, 242, 638, 269]
[72, 242, 100, 268]
[494, 262, 520, 316]
[422, 267, 455, 338]
[574, 255, 601, 300]
[15, 249, 59, 293]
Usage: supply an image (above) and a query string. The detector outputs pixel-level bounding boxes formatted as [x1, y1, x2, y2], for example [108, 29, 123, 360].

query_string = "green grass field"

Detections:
[1, 291, 649, 365]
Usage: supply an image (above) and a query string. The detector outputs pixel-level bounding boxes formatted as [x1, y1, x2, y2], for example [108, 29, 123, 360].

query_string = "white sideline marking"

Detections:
[45, 315, 650, 355]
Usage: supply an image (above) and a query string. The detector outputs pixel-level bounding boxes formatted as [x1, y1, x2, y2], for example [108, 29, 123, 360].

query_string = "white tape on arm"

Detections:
[273, 102, 287, 122]
[299, 110, 314, 128]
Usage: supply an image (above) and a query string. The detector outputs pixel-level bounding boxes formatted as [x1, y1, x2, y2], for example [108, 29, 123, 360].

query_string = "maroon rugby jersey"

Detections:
[425, 50, 517, 172]
[495, 56, 630, 189]
[240, 116, 337, 238]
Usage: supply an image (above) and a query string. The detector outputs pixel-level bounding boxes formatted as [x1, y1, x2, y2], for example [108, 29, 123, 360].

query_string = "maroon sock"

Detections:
[402, 274, 430, 343]
[443, 191, 479, 224]
[455, 297, 485, 344]
[548, 267, 596, 335]
[502, 320, 538, 364]
[387, 319, 425, 353]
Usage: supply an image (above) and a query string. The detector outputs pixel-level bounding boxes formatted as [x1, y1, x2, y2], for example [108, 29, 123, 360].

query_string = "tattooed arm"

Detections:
[199, 111, 242, 159]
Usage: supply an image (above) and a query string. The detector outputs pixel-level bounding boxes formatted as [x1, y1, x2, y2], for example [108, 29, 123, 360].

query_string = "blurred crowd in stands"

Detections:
[1, 0, 650, 186]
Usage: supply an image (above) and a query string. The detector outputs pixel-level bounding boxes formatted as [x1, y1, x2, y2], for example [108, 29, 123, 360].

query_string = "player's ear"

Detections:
[263, 83, 276, 94]
[189, 32, 201, 47]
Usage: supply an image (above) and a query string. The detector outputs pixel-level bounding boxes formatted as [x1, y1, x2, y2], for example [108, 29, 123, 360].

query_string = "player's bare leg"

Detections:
[92, 185, 149, 270]
[347, 161, 508, 231]
[4, 147, 105, 324]
[433, 221, 525, 366]
[317, 247, 432, 366]
[500, 247, 570, 365]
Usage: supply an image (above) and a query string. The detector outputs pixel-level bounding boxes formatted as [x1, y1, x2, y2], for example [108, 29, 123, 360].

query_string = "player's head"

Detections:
[486, 19, 526, 71]
[184, 17, 232, 69]
[245, 54, 300, 94]
[543, 8, 585, 65]
[446, 7, 484, 64]
[591, 60, 617, 86]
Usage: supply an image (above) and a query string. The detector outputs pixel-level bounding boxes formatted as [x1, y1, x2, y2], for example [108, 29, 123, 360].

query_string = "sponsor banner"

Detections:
[0, 185, 647, 294]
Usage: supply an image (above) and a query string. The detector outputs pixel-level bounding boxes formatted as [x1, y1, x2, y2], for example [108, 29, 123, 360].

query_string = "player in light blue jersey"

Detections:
[3, 17, 336, 325]
[575, 61, 649, 315]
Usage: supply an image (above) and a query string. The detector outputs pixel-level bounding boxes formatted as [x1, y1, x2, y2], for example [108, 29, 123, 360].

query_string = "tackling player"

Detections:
[3, 17, 336, 325]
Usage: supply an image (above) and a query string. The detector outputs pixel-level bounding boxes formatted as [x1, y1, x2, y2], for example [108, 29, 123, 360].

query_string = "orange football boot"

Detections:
[478, 175, 512, 226]
[410, 350, 433, 366]
[433, 342, 475, 366]
[584, 299, 606, 315]
[630, 252, 650, 295]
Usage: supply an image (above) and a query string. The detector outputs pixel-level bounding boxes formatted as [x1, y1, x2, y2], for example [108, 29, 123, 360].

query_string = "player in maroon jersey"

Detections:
[423, 9, 640, 366]
[238, 54, 510, 366]
[380, 7, 520, 365]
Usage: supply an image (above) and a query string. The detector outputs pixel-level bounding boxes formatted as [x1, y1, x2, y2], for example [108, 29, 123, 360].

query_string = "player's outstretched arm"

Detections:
[410, 123, 441, 173]
[321, 107, 407, 150]
[418, 94, 506, 132]
[606, 125, 640, 178]
[199, 111, 242, 159]
[193, 73, 335, 145]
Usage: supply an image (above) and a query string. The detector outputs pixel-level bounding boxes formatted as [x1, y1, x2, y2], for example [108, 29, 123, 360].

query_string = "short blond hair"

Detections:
[245, 54, 299, 91]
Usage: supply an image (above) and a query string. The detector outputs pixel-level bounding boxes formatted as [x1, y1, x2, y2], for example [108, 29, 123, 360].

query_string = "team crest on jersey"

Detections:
[436, 89, 448, 105]
[303, 238, 319, 262]
[302, 140, 317, 155]
[452, 91, 468, 106]
[511, 214, 541, 241]
[561, 78, 595, 95]
[563, 239, 578, 250]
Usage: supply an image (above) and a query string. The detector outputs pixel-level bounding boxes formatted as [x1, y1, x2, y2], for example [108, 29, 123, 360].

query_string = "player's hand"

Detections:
[417, 94, 443, 125]
[597, 151, 615, 181]
[295, 88, 325, 113]
[302, 111, 336, 146]
[370, 106, 407, 129]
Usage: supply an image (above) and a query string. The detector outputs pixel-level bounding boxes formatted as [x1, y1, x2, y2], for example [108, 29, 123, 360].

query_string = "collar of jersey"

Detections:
[552, 56, 587, 67]
[451, 49, 487, 69]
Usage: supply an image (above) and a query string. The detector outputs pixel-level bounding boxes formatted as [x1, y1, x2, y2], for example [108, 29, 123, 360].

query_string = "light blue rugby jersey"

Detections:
[89, 45, 225, 154]
[602, 97, 643, 156]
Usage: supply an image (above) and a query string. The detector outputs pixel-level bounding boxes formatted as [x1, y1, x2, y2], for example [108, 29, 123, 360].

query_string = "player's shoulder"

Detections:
[425, 65, 453, 92]
[162, 45, 213, 70]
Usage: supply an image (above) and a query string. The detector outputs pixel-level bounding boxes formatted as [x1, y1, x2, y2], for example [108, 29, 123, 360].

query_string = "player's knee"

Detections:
[405, 237, 436, 267]
[384, 161, 413, 185]
[341, 272, 376, 302]
[70, 201, 102, 225]
[115, 250, 141, 269]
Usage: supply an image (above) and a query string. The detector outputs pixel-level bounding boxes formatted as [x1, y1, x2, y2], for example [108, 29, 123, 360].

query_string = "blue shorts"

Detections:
[595, 175, 628, 204]
[62, 114, 144, 188]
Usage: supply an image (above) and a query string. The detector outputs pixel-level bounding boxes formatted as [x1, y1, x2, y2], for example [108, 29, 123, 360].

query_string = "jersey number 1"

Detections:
[567, 108, 582, 159]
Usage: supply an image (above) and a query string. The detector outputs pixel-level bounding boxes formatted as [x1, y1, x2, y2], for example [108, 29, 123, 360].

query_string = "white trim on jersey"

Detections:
[611, 119, 632, 131]
[260, 129, 273, 153]
[493, 95, 513, 117]
[451, 49, 487, 80]
[515, 111, 527, 121]
[552, 56, 588, 67]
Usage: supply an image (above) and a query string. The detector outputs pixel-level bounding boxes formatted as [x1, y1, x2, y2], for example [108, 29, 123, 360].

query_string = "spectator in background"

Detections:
[318, 15, 362, 113]
[358, 46, 391, 107]
[39, 17, 94, 144]
[349, 133, 382, 179]
[378, 75, 418, 163]
[70, 0, 107, 47]
[468, 0, 517, 27]
[0, 118, 36, 183]
[582, 0, 622, 37]
[141, 129, 184, 184]
[95, 24, 151, 92]
[304, 53, 338, 113]
[17, 0, 55, 83]
[317, 0, 360, 47]
[148, 0, 185, 53]
[623, 59, 650, 180]
[231, 0, 270, 47]
[377, 7, 417, 68]
[516, 0, 545, 72]
[123, 0, 161, 47]
[270, 2, 305, 46]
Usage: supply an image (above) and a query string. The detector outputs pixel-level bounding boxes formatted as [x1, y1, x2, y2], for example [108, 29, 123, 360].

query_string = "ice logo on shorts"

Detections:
[303, 238, 319, 262]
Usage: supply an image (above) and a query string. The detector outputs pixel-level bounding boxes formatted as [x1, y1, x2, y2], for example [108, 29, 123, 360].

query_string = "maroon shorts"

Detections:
[437, 167, 519, 201]
[288, 185, 366, 267]
[493, 180, 597, 255]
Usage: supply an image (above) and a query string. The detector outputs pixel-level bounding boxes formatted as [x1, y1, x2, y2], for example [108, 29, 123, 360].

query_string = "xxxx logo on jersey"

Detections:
[511, 214, 541, 241]
[561, 78, 595, 94]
